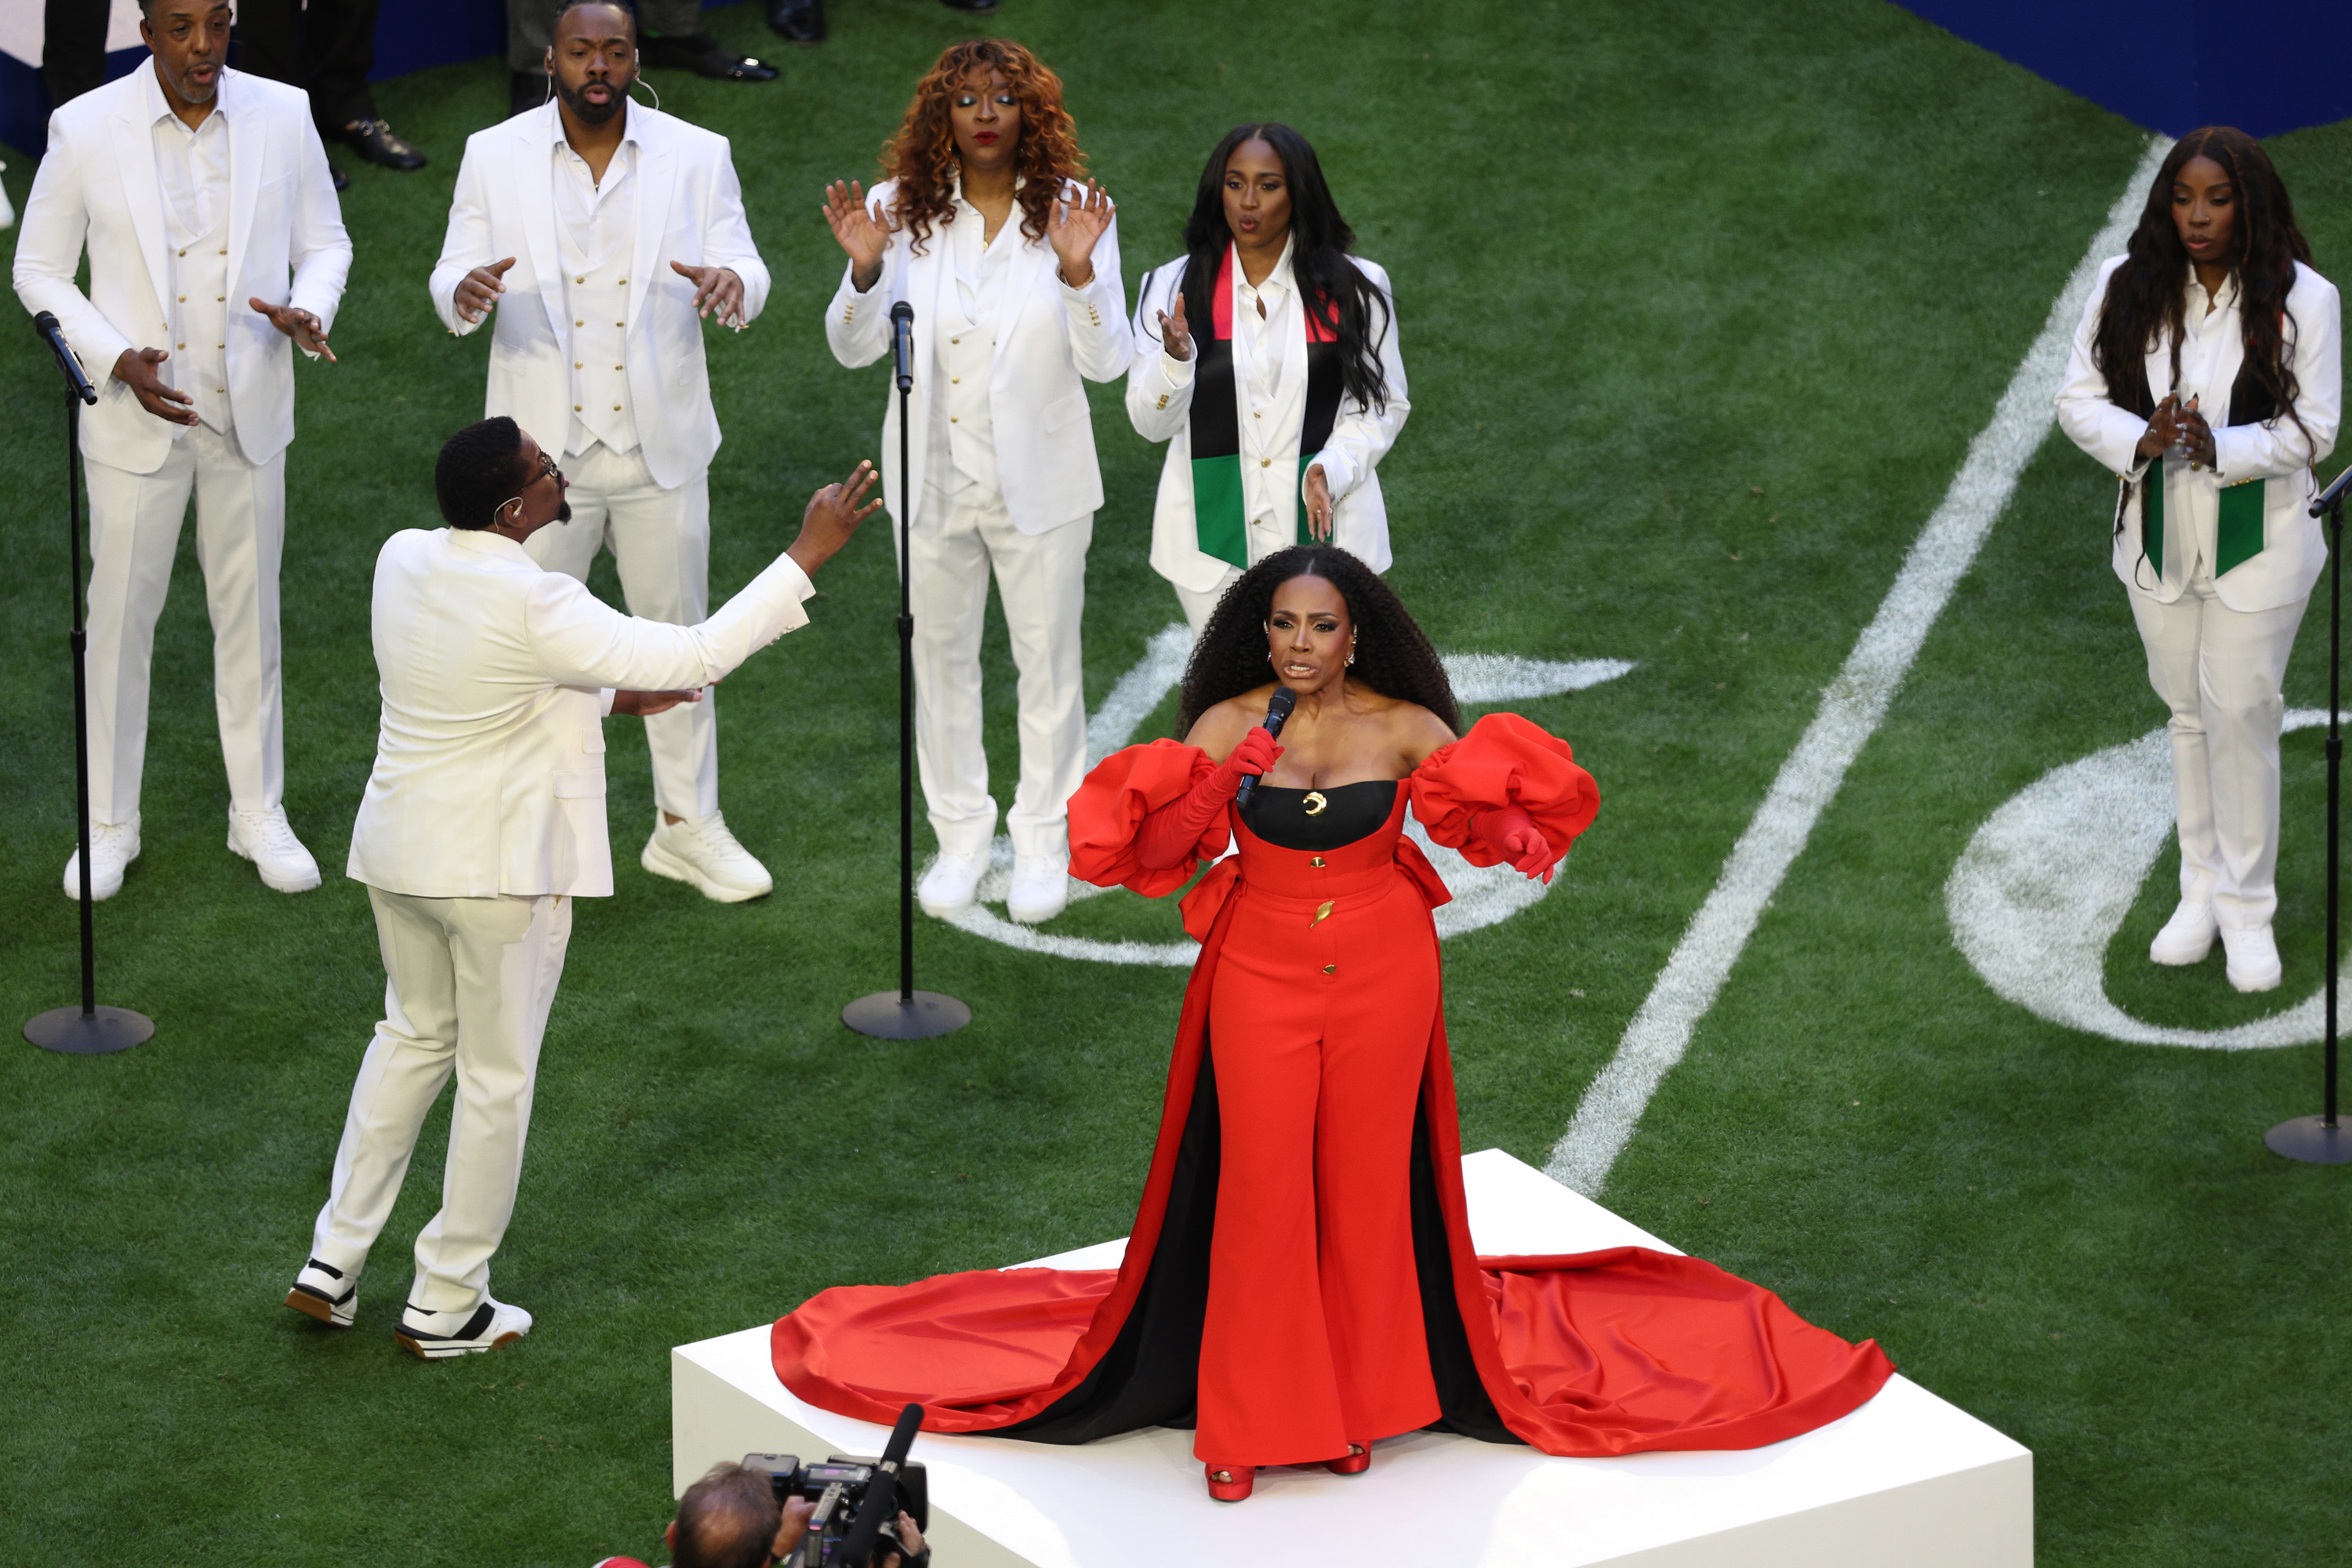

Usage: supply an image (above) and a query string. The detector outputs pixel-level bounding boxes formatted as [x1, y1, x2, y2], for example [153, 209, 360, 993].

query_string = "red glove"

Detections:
[1472, 805, 1556, 883]
[1137, 728, 1284, 869]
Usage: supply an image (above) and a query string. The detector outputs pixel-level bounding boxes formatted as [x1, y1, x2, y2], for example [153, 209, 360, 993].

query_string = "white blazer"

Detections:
[824, 178, 1131, 536]
[1126, 252, 1409, 593]
[428, 101, 769, 492]
[10, 64, 351, 474]
[2057, 255, 2341, 612]
[347, 526, 815, 900]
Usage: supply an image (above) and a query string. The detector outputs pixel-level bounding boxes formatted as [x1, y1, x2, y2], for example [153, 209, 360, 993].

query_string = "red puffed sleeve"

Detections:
[1410, 713, 1599, 867]
[1068, 740, 1226, 897]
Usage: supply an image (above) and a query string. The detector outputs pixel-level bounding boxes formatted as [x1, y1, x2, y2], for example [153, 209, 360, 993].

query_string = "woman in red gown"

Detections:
[776, 548, 1893, 1501]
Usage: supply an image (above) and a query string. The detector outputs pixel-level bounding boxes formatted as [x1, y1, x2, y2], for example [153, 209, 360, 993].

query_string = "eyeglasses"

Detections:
[498, 453, 564, 522]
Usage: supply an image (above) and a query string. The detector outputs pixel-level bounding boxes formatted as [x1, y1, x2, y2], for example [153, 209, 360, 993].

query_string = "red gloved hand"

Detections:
[1472, 805, 1555, 883]
[1137, 728, 1286, 869]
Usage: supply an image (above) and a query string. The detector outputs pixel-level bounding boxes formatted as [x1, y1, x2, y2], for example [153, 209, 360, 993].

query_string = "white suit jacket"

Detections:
[428, 101, 768, 491]
[2057, 255, 2341, 612]
[11, 64, 350, 474]
[824, 178, 1131, 536]
[1126, 252, 1408, 592]
[348, 526, 815, 899]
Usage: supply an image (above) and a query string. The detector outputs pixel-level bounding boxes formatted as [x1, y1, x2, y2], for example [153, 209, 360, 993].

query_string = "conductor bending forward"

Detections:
[285, 419, 877, 1358]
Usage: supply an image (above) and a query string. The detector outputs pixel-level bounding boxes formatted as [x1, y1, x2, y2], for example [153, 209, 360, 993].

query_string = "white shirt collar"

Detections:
[143, 56, 227, 132]
[550, 100, 639, 155]
[1237, 234, 1298, 299]
[950, 173, 1028, 216]
[448, 526, 536, 564]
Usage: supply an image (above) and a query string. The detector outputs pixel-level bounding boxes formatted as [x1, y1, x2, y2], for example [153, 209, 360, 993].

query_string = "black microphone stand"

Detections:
[844, 302, 969, 1040]
[24, 314, 154, 1056]
[2268, 461, 2352, 1163]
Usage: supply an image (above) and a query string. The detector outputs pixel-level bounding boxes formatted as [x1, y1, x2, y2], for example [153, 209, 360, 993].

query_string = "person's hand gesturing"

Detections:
[456, 256, 516, 325]
[823, 180, 891, 294]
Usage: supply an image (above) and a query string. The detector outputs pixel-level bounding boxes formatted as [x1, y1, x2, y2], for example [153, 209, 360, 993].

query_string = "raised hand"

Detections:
[670, 260, 746, 329]
[1157, 289, 1193, 363]
[1500, 822, 1557, 884]
[1304, 463, 1334, 542]
[822, 180, 891, 292]
[456, 256, 517, 325]
[1048, 180, 1115, 289]
[786, 459, 884, 579]
[249, 297, 336, 362]
[112, 347, 198, 426]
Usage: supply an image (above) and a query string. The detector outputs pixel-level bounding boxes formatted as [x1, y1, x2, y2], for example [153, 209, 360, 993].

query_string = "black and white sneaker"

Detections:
[285, 1258, 358, 1327]
[394, 1296, 532, 1359]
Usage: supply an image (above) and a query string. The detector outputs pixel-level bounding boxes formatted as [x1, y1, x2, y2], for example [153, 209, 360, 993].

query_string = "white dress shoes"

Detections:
[61, 816, 140, 901]
[228, 804, 323, 892]
[917, 845, 989, 917]
[2220, 922, 2284, 993]
[1007, 855, 1071, 924]
[2149, 899, 2218, 965]
[285, 1257, 358, 1328]
[395, 1294, 532, 1359]
[642, 809, 773, 902]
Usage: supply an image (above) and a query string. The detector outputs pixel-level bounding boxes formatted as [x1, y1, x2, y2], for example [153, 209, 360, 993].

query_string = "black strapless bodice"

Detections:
[1236, 780, 1400, 851]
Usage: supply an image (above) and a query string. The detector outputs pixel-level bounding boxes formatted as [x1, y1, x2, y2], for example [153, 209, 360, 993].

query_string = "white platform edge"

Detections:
[674, 1150, 2031, 1568]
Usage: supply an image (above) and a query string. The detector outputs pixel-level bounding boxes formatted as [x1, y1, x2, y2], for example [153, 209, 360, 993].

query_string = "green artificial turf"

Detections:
[4, 1, 2349, 1561]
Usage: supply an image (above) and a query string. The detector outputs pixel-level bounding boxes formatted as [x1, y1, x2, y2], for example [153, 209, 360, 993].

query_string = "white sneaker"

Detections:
[62, 817, 140, 901]
[1007, 855, 1070, 924]
[2220, 923, 2283, 993]
[394, 1294, 532, 1359]
[2149, 900, 2217, 965]
[285, 1256, 358, 1328]
[642, 809, 772, 902]
[227, 804, 322, 892]
[918, 846, 989, 917]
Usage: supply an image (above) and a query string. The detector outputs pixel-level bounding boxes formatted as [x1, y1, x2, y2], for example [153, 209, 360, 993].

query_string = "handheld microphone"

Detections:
[31, 312, 97, 405]
[890, 301, 915, 394]
[831, 1403, 924, 1568]
[1234, 685, 1296, 809]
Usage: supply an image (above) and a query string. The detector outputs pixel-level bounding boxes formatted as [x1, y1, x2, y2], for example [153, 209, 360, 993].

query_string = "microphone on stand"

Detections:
[32, 313, 97, 405]
[1234, 685, 1296, 809]
[890, 300, 914, 393]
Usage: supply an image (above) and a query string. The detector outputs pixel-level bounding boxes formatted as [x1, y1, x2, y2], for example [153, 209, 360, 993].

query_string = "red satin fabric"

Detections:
[775, 717, 1893, 1459]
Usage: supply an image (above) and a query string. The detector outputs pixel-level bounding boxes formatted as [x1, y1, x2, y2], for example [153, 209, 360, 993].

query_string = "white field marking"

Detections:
[1544, 135, 2173, 1198]
[1947, 710, 2352, 1047]
[931, 629, 1639, 965]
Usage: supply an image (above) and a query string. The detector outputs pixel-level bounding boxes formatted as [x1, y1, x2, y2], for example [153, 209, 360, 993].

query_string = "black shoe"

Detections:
[328, 162, 349, 193]
[938, 0, 999, 10]
[510, 70, 548, 120]
[641, 32, 779, 81]
[335, 118, 426, 171]
[768, 0, 826, 43]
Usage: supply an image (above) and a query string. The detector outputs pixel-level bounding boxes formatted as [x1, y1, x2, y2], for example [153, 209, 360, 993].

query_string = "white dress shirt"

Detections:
[928, 180, 1019, 502]
[552, 122, 641, 458]
[147, 66, 234, 435]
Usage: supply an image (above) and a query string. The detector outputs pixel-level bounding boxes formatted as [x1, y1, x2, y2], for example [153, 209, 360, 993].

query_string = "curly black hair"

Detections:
[1179, 546, 1460, 736]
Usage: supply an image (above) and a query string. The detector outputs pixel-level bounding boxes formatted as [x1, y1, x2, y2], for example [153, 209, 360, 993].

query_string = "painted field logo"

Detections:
[1946, 710, 2348, 1048]
[936, 624, 1634, 967]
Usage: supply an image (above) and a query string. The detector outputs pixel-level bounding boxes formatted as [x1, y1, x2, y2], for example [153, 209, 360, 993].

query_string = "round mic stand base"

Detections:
[24, 1004, 154, 1055]
[2264, 1114, 2352, 1164]
[842, 990, 971, 1040]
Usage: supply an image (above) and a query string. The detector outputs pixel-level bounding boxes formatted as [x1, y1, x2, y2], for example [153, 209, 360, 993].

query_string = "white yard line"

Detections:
[1544, 136, 2172, 1197]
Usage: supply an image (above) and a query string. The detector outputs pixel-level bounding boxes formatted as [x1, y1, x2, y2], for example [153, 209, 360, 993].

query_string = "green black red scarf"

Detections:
[1187, 246, 1343, 569]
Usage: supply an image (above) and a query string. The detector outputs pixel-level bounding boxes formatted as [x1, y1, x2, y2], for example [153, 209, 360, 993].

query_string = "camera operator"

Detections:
[595, 1461, 927, 1568]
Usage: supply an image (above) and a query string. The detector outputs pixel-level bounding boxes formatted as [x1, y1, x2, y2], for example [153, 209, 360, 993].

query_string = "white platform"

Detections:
[674, 1150, 2031, 1566]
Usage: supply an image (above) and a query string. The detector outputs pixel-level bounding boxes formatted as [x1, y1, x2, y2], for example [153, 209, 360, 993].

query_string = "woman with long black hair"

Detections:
[1127, 124, 1410, 632]
[2057, 127, 2340, 992]
[774, 546, 1893, 1500]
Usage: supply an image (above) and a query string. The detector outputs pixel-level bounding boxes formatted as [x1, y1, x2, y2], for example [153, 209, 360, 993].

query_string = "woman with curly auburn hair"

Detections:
[1128, 123, 1412, 633]
[2057, 127, 2340, 993]
[776, 547, 1897, 1501]
[818, 39, 1131, 925]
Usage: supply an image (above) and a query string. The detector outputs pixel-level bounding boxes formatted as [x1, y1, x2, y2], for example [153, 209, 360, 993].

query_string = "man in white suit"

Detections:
[286, 418, 877, 1357]
[12, 0, 352, 901]
[429, 0, 775, 903]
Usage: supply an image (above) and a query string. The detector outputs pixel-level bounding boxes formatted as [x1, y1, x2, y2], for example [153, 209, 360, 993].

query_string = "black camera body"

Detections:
[742, 1452, 930, 1566]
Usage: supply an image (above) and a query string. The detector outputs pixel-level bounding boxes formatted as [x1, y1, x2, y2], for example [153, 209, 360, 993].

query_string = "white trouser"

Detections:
[82, 423, 286, 826]
[909, 480, 1091, 864]
[526, 443, 717, 820]
[2129, 571, 2309, 928]
[1171, 518, 1294, 636]
[310, 887, 573, 1314]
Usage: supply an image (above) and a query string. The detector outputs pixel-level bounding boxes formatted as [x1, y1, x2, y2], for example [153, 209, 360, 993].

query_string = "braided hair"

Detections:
[1179, 546, 1459, 736]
